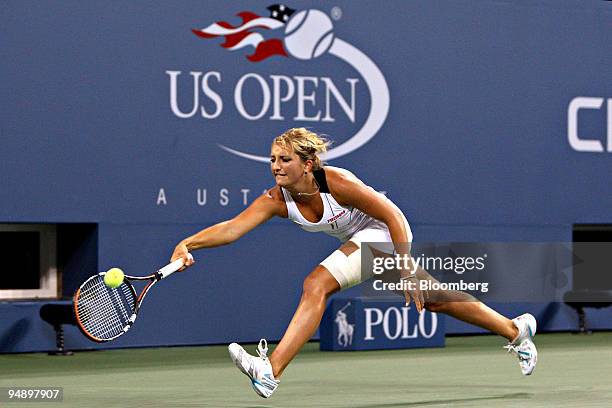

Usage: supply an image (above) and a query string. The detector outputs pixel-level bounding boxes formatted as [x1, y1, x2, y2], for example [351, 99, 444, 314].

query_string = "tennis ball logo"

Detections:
[284, 10, 334, 60]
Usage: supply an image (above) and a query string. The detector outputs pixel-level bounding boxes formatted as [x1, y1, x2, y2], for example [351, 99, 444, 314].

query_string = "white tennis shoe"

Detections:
[504, 313, 538, 375]
[228, 339, 279, 398]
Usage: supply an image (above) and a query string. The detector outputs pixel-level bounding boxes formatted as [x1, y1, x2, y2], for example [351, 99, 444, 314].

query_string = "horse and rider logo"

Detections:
[334, 302, 354, 347]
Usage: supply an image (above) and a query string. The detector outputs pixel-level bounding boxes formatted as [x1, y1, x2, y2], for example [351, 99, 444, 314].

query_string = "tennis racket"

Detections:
[73, 254, 193, 342]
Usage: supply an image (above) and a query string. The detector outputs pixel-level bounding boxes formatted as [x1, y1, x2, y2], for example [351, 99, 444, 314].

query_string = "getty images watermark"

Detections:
[369, 251, 490, 294]
[363, 242, 612, 303]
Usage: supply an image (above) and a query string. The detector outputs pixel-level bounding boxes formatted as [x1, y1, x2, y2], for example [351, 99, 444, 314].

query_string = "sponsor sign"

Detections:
[320, 297, 445, 351]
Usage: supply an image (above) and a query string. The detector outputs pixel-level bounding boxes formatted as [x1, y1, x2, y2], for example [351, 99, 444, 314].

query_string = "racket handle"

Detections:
[158, 253, 194, 279]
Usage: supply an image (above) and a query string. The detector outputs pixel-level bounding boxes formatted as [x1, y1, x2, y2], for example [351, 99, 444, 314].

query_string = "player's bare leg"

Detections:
[228, 244, 351, 396]
[269, 265, 341, 378]
[416, 266, 537, 375]
[425, 299, 518, 340]
[269, 242, 357, 378]
[424, 297, 537, 374]
[408, 266, 518, 340]
[227, 266, 340, 397]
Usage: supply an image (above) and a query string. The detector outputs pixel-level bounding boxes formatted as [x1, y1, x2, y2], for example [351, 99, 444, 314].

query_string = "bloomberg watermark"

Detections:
[360, 242, 610, 303]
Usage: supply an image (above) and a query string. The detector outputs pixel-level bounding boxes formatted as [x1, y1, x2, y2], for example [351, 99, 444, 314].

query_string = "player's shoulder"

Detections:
[263, 185, 285, 202]
[322, 166, 366, 205]
[258, 185, 288, 217]
[323, 166, 362, 188]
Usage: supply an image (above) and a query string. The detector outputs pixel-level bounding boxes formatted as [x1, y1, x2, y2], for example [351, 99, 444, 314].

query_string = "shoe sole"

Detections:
[520, 339, 537, 376]
[228, 343, 251, 377]
[511, 314, 538, 376]
[228, 343, 275, 398]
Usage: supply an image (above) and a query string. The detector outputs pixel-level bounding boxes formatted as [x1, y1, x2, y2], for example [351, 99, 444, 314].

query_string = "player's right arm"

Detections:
[171, 187, 286, 268]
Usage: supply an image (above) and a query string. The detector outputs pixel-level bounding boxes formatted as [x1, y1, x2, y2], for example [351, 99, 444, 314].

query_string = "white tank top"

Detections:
[280, 168, 388, 242]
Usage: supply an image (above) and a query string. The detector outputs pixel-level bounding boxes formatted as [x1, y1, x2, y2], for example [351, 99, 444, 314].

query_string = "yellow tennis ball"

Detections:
[104, 268, 124, 289]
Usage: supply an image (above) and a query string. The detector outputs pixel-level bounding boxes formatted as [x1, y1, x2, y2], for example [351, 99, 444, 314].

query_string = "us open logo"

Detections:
[167, 4, 390, 162]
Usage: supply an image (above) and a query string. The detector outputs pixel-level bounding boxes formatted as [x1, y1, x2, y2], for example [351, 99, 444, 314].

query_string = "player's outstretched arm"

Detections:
[171, 189, 285, 268]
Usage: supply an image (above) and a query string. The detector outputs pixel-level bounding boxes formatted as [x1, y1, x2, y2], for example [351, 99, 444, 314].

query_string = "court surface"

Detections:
[1, 332, 611, 407]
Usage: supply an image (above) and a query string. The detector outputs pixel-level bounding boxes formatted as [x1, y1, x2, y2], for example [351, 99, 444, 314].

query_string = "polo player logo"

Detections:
[335, 302, 354, 347]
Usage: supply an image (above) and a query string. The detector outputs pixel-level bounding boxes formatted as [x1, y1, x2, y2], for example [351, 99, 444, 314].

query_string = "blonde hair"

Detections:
[273, 128, 330, 170]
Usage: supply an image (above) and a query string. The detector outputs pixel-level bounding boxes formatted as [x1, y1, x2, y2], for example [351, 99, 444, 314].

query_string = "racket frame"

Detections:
[73, 257, 188, 342]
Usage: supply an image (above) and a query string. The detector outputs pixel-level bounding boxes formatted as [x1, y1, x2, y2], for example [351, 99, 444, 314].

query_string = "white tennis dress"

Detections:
[280, 168, 412, 288]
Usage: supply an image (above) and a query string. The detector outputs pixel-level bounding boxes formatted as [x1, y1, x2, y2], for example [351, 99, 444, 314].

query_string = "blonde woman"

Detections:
[171, 128, 537, 398]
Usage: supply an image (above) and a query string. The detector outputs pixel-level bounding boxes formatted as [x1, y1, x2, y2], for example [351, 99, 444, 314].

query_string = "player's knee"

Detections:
[302, 274, 328, 299]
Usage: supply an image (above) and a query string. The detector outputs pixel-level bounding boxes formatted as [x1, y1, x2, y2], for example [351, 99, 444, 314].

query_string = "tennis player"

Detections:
[170, 128, 537, 398]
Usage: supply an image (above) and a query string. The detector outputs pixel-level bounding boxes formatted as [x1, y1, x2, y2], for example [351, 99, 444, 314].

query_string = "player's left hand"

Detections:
[401, 273, 425, 313]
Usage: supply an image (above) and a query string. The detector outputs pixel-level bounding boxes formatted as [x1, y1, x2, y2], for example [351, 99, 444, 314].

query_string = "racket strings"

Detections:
[78, 279, 125, 338]
[84, 285, 125, 337]
[75, 276, 136, 340]
[81, 281, 131, 339]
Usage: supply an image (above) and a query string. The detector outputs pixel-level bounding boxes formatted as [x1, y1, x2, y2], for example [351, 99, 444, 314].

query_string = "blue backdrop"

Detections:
[1, 0, 611, 352]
